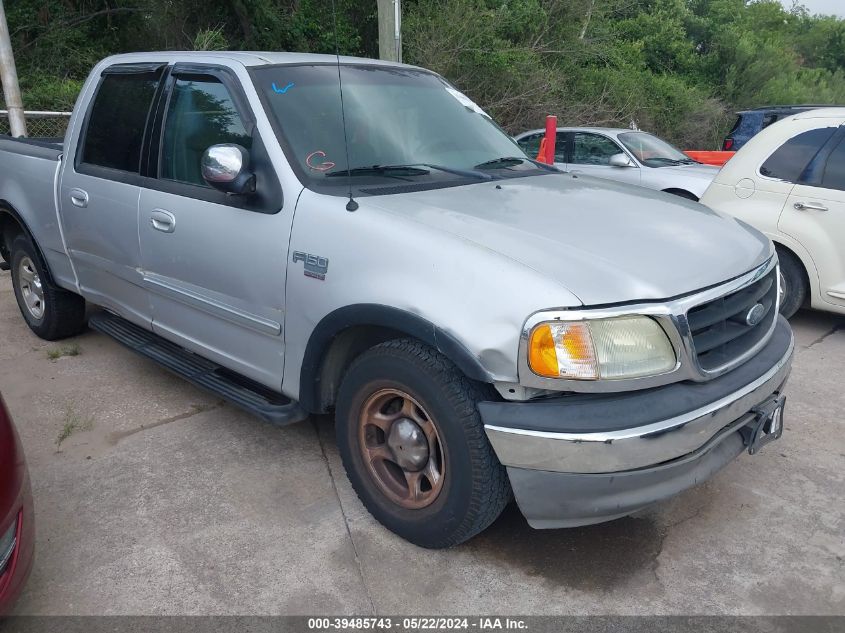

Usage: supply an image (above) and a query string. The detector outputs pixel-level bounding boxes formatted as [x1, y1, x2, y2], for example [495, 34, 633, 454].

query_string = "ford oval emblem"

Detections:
[745, 303, 767, 327]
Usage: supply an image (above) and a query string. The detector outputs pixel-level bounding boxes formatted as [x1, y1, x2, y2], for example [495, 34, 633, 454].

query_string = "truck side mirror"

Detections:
[609, 153, 635, 168]
[201, 144, 256, 194]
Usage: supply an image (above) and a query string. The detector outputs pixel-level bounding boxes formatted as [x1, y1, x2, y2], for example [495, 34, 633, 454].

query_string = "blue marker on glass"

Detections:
[272, 82, 295, 94]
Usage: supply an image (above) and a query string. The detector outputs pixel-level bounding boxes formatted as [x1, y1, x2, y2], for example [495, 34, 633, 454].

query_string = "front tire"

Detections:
[335, 339, 510, 548]
[10, 235, 86, 340]
[776, 247, 807, 319]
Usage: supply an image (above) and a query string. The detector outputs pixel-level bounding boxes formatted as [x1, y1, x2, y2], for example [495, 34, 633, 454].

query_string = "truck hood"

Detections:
[364, 173, 771, 306]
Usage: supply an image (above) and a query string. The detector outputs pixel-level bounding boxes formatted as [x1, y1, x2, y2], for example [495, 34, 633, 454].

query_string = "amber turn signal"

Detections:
[527, 322, 598, 379]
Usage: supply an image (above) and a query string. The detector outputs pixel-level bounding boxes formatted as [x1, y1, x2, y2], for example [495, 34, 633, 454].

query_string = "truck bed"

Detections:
[0, 135, 75, 288]
[0, 135, 63, 159]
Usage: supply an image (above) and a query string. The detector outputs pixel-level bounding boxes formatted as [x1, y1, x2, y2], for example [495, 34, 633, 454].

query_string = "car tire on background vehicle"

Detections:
[776, 246, 808, 319]
[335, 339, 510, 549]
[10, 235, 87, 340]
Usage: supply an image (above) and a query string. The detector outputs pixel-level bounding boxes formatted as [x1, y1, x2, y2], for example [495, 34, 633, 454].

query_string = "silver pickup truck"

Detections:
[0, 52, 793, 548]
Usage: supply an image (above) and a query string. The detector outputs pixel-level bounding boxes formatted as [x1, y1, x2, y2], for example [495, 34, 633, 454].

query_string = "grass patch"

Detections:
[56, 404, 94, 449]
[47, 343, 80, 361]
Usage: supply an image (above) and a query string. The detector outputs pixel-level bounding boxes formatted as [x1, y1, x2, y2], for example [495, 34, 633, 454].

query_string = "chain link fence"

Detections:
[0, 111, 72, 139]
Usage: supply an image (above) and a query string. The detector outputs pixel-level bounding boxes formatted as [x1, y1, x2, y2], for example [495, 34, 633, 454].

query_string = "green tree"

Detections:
[3, 0, 844, 148]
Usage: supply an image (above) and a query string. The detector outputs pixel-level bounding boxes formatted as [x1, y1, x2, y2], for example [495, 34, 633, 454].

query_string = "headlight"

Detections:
[528, 316, 676, 380]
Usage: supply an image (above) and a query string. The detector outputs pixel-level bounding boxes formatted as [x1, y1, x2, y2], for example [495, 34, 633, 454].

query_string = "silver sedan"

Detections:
[515, 127, 719, 200]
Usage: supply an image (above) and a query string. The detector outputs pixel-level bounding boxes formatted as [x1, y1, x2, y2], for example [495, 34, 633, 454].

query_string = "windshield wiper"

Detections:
[327, 163, 491, 181]
[474, 156, 528, 169]
[474, 156, 558, 172]
[648, 157, 697, 166]
[325, 164, 431, 178]
[421, 163, 492, 179]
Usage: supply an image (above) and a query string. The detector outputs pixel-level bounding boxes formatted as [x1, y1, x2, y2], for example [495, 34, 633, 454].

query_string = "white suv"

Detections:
[701, 108, 845, 318]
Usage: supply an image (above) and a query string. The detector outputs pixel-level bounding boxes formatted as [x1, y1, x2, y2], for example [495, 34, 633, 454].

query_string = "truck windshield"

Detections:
[617, 132, 696, 167]
[252, 64, 540, 190]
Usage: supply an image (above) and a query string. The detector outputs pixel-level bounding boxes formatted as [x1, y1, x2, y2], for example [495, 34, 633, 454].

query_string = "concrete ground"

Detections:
[0, 271, 842, 616]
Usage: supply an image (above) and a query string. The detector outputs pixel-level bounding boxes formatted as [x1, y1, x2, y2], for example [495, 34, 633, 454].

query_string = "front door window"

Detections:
[572, 133, 623, 166]
[160, 76, 252, 187]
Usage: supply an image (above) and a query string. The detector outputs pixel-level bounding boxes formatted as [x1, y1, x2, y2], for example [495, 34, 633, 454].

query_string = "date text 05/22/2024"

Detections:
[307, 618, 528, 631]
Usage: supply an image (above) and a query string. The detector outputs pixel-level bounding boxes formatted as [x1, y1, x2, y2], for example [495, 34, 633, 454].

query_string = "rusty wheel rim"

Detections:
[358, 388, 445, 509]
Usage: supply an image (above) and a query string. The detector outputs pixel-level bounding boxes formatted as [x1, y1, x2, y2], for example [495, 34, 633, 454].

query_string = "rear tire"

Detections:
[776, 247, 807, 319]
[335, 339, 509, 548]
[10, 235, 86, 340]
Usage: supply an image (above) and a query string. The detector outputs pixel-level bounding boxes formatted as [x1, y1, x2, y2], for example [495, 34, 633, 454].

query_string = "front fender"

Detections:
[281, 188, 581, 404]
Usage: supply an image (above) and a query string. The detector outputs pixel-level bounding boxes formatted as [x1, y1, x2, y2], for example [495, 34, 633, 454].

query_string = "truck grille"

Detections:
[687, 268, 778, 372]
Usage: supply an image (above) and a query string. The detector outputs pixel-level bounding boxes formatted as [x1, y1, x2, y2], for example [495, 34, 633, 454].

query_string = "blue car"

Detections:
[723, 105, 842, 151]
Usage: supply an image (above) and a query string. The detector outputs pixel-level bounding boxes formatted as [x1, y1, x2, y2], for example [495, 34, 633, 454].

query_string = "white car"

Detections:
[514, 127, 719, 200]
[701, 108, 845, 318]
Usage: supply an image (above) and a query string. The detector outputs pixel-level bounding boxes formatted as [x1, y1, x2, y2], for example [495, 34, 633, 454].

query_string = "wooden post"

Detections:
[377, 0, 401, 62]
[0, 0, 26, 137]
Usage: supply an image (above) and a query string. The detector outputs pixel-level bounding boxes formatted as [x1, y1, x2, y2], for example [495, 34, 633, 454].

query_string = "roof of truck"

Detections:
[100, 51, 417, 69]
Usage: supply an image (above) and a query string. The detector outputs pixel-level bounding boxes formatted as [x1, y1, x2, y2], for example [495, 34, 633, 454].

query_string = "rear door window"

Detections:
[759, 127, 837, 182]
[515, 132, 567, 162]
[554, 131, 568, 162]
[81, 70, 162, 173]
[821, 137, 845, 192]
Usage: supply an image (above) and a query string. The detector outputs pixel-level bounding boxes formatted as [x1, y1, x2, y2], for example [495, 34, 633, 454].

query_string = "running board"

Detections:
[88, 311, 308, 427]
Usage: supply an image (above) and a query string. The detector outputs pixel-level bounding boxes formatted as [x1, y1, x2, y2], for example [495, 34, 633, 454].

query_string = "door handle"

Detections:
[794, 201, 828, 212]
[150, 209, 176, 233]
[69, 188, 89, 208]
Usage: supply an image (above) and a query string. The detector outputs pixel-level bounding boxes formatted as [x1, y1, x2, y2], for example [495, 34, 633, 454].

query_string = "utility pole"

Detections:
[377, 0, 402, 63]
[0, 0, 26, 137]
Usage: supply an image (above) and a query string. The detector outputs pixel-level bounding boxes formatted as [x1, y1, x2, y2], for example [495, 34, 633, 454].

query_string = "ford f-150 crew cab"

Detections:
[0, 52, 793, 548]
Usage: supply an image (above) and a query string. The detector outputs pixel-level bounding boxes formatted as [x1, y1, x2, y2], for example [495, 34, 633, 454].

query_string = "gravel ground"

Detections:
[1, 270, 842, 615]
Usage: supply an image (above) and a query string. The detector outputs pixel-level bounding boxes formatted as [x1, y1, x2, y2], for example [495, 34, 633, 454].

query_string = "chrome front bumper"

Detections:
[482, 318, 794, 475]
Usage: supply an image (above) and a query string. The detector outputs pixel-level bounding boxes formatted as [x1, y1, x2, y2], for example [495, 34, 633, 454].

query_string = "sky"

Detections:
[780, 0, 845, 18]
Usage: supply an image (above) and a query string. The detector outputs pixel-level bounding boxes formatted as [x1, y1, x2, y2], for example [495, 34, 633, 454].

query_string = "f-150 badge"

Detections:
[292, 251, 329, 280]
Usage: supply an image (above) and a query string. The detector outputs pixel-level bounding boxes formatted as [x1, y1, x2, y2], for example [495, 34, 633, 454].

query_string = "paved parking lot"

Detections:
[0, 271, 842, 616]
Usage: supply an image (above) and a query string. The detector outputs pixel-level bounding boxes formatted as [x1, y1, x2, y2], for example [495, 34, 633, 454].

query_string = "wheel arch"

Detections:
[299, 304, 493, 414]
[0, 203, 54, 282]
[772, 240, 811, 300]
[661, 188, 699, 201]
